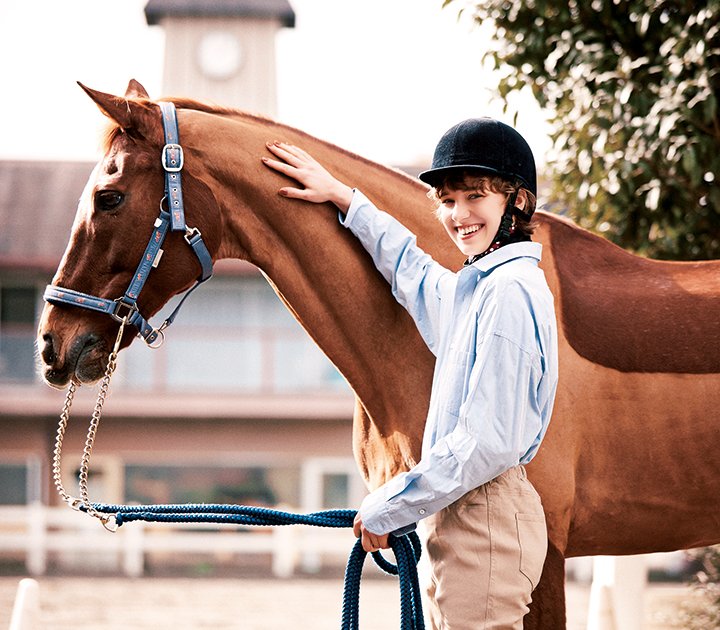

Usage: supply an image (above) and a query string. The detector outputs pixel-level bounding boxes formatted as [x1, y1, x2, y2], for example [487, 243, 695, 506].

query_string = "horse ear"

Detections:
[77, 81, 160, 142]
[125, 79, 150, 99]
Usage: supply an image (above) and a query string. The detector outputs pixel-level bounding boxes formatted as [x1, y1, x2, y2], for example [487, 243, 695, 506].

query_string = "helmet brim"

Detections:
[418, 164, 534, 195]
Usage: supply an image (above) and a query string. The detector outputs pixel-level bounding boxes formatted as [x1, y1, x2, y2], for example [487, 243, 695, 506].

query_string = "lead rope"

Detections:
[51, 320, 425, 629]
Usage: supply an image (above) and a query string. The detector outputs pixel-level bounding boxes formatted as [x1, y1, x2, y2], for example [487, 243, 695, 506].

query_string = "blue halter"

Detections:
[43, 102, 213, 346]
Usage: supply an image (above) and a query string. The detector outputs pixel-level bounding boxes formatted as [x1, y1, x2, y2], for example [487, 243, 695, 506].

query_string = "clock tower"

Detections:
[145, 0, 295, 117]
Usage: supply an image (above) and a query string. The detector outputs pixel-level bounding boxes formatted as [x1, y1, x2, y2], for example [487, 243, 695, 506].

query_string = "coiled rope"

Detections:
[88, 503, 425, 630]
[54, 320, 424, 629]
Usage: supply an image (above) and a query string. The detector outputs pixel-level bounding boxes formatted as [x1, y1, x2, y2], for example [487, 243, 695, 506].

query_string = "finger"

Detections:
[280, 143, 314, 162]
[361, 535, 377, 553]
[266, 142, 307, 166]
[278, 187, 312, 200]
[261, 156, 297, 177]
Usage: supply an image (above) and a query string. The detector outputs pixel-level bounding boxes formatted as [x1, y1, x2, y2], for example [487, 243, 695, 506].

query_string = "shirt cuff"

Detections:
[358, 472, 421, 535]
[339, 188, 374, 230]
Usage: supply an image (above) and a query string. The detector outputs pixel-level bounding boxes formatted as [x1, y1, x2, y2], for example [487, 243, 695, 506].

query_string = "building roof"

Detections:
[0, 384, 354, 420]
[0, 160, 264, 275]
[0, 160, 94, 272]
[145, 0, 296, 28]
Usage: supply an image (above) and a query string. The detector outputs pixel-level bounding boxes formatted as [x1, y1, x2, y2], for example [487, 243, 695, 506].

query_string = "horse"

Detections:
[37, 80, 720, 629]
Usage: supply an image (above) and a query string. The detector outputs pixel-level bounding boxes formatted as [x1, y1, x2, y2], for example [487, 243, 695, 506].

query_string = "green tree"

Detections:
[447, 0, 720, 259]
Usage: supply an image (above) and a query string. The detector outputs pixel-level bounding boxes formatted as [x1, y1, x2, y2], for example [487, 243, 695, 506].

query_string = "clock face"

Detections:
[197, 31, 243, 80]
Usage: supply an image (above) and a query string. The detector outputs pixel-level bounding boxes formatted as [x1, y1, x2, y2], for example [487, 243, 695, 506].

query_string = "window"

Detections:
[0, 459, 42, 505]
[124, 463, 300, 507]
[0, 286, 39, 383]
[116, 276, 350, 394]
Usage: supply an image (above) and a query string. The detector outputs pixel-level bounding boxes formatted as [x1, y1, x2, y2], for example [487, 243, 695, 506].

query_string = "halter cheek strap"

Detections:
[160, 102, 187, 232]
[43, 101, 213, 346]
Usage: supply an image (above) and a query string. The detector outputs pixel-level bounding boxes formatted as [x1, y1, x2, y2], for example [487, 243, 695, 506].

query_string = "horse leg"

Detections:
[524, 541, 567, 629]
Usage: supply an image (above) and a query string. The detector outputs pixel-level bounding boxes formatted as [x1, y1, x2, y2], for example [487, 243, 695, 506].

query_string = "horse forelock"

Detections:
[100, 122, 123, 155]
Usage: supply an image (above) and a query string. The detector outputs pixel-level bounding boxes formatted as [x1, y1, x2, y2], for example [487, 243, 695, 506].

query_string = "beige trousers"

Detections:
[423, 466, 547, 630]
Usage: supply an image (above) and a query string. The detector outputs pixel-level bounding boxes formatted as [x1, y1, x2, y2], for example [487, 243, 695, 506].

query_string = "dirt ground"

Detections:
[0, 574, 697, 630]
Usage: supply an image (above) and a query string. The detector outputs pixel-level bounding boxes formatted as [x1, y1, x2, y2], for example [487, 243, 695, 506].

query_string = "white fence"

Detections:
[0, 503, 353, 578]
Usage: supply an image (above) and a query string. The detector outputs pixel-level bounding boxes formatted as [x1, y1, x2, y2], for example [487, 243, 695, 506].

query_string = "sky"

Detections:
[0, 0, 550, 168]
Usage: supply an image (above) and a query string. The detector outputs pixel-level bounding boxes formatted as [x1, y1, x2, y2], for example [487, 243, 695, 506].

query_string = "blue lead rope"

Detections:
[88, 503, 424, 630]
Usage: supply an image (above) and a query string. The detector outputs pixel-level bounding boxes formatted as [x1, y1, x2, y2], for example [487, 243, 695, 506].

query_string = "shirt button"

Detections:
[418, 508, 426, 515]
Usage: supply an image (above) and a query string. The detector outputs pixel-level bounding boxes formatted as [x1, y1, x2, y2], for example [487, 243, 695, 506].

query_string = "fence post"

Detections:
[272, 525, 297, 578]
[9, 578, 40, 630]
[122, 518, 145, 577]
[25, 503, 46, 576]
[587, 555, 646, 630]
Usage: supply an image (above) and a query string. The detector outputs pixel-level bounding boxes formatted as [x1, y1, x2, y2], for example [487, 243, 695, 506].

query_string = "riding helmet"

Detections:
[418, 118, 537, 197]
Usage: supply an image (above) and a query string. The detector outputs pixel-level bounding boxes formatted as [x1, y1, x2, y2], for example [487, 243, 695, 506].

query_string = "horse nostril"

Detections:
[41, 333, 57, 365]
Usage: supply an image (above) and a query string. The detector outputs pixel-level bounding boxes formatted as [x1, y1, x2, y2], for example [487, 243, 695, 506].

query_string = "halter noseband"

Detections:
[43, 102, 213, 347]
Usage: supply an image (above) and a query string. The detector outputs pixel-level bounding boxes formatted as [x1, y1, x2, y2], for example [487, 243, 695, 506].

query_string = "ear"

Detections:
[515, 188, 527, 211]
[77, 81, 161, 143]
[125, 79, 150, 99]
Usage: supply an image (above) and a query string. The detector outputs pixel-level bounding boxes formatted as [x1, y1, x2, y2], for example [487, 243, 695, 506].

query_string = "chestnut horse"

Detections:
[37, 80, 720, 628]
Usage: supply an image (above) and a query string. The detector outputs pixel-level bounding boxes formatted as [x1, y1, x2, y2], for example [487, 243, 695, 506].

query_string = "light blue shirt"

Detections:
[341, 190, 559, 535]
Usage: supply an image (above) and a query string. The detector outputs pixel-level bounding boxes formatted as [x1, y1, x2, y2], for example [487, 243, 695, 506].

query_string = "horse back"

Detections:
[537, 212, 720, 374]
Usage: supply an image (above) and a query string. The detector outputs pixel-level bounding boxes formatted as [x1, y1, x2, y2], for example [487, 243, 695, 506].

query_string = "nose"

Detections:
[38, 332, 70, 387]
[40, 333, 57, 367]
[451, 200, 470, 223]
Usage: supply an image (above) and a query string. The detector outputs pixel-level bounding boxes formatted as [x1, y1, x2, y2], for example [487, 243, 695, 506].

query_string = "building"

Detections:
[0, 0, 370, 575]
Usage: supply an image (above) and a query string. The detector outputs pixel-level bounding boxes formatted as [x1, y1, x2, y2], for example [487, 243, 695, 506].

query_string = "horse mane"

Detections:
[99, 95, 426, 193]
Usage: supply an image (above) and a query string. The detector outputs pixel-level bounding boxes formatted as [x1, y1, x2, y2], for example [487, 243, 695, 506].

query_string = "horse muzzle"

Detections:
[38, 331, 109, 388]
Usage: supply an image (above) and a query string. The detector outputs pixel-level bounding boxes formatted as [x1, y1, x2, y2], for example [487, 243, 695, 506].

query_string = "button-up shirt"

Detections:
[341, 190, 559, 535]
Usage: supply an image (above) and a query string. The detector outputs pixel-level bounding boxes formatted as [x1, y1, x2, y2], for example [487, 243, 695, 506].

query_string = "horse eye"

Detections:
[95, 190, 124, 212]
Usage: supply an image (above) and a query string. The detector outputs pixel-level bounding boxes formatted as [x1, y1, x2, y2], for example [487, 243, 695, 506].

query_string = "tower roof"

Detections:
[145, 0, 295, 28]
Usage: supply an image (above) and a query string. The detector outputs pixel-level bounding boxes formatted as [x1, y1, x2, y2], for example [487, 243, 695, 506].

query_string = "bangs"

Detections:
[433, 171, 511, 200]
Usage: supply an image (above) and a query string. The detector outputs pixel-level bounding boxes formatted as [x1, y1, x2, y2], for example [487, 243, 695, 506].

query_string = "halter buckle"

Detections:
[184, 226, 201, 244]
[111, 299, 138, 324]
[162, 143, 184, 172]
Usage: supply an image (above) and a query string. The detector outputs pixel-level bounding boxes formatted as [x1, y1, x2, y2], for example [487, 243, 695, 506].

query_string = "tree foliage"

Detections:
[679, 546, 720, 629]
[447, 0, 720, 259]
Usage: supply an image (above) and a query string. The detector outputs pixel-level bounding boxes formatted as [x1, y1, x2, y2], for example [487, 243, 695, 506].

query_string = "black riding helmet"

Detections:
[419, 117, 537, 202]
[420, 118, 538, 259]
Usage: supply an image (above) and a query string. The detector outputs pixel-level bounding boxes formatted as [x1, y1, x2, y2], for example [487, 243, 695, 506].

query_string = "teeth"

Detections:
[458, 225, 481, 236]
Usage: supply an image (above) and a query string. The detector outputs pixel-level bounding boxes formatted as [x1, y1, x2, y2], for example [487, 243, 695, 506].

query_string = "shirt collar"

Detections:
[463, 241, 542, 274]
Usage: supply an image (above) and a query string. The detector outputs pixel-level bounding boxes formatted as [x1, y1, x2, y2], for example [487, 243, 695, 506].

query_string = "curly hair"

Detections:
[427, 170, 537, 238]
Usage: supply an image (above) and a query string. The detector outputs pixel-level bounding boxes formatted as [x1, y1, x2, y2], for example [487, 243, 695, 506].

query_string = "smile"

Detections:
[457, 224, 483, 237]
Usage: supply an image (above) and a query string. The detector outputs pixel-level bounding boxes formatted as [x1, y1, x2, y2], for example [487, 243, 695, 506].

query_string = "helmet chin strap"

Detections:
[497, 190, 519, 241]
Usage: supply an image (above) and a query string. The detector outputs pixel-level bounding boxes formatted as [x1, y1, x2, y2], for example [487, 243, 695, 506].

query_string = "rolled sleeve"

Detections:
[359, 427, 482, 534]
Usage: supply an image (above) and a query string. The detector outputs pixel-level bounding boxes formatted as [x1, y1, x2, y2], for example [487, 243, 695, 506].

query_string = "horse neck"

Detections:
[181, 109, 462, 465]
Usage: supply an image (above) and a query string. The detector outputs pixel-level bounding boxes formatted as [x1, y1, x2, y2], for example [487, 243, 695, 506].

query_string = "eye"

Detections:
[94, 190, 124, 212]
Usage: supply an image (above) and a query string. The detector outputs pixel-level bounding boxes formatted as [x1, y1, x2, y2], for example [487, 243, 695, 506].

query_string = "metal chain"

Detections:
[52, 381, 77, 507]
[52, 321, 126, 531]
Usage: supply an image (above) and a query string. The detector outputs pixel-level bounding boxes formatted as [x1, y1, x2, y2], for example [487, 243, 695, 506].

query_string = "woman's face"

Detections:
[437, 178, 509, 257]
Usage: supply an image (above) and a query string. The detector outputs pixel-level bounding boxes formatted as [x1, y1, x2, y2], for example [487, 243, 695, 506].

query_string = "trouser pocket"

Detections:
[516, 512, 547, 590]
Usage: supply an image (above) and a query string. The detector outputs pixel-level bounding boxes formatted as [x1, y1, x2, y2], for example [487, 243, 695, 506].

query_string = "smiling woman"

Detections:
[261, 113, 558, 626]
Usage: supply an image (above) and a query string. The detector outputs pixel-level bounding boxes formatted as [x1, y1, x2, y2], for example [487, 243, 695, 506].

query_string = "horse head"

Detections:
[37, 80, 222, 388]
